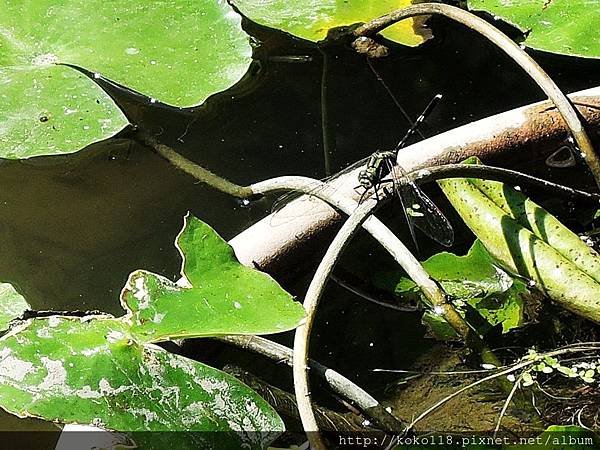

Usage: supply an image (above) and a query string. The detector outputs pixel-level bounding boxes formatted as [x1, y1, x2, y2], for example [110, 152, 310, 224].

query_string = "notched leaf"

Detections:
[121, 214, 305, 342]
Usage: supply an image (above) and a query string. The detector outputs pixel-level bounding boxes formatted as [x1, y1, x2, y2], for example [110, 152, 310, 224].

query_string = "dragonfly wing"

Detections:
[394, 165, 454, 247]
[270, 156, 370, 226]
[383, 158, 420, 253]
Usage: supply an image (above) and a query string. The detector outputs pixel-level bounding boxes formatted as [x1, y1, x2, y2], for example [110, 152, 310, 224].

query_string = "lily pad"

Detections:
[0, 283, 29, 332]
[468, 0, 600, 58]
[233, 0, 430, 46]
[121, 214, 305, 343]
[0, 0, 252, 158]
[0, 316, 282, 449]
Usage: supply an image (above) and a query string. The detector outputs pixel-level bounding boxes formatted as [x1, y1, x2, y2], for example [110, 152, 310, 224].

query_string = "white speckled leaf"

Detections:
[0, 316, 282, 449]
[1, 0, 252, 158]
[120, 214, 305, 343]
[0, 283, 29, 332]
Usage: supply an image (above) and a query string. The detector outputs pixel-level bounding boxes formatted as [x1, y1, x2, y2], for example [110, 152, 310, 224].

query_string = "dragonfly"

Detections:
[356, 94, 454, 251]
[271, 94, 454, 251]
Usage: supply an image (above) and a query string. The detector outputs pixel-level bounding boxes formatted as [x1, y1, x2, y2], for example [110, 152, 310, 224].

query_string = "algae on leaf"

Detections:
[0, 316, 282, 449]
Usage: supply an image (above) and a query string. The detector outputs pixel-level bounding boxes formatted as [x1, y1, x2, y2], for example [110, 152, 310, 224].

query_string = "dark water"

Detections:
[2, 13, 600, 436]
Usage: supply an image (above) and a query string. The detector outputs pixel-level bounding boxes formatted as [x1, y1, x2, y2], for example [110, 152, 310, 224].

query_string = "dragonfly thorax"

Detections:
[358, 150, 396, 189]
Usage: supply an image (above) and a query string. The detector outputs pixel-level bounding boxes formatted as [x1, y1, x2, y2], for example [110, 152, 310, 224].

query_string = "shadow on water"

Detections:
[2, 13, 600, 434]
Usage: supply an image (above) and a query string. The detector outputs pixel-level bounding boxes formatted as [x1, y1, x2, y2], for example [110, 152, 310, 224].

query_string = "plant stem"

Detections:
[354, 3, 600, 188]
[223, 365, 369, 432]
[215, 335, 405, 431]
[408, 164, 600, 203]
[135, 132, 256, 199]
[318, 46, 334, 177]
[251, 176, 492, 445]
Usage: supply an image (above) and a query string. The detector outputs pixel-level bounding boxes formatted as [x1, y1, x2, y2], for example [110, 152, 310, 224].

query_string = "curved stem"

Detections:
[135, 132, 255, 199]
[294, 196, 382, 448]
[252, 176, 447, 308]
[409, 164, 600, 203]
[252, 176, 487, 444]
[354, 3, 600, 188]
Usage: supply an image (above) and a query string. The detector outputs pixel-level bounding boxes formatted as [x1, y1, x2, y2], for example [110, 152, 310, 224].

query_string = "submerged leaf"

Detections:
[233, 0, 430, 46]
[0, 283, 30, 332]
[0, 0, 252, 158]
[121, 214, 305, 343]
[0, 316, 282, 449]
[468, 0, 600, 58]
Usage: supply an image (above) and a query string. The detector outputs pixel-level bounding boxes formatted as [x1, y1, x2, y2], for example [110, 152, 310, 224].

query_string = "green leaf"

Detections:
[0, 316, 282, 449]
[469, 174, 600, 286]
[468, 0, 600, 58]
[121, 214, 305, 343]
[438, 167, 600, 324]
[394, 240, 525, 338]
[0, 283, 30, 332]
[1, 0, 252, 158]
[233, 0, 430, 46]
[398, 240, 514, 299]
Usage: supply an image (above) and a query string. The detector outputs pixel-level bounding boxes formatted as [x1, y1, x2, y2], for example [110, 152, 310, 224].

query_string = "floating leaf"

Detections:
[439, 167, 600, 323]
[0, 316, 282, 449]
[233, 0, 430, 46]
[0, 0, 252, 158]
[468, 0, 600, 58]
[121, 214, 305, 343]
[0, 283, 30, 332]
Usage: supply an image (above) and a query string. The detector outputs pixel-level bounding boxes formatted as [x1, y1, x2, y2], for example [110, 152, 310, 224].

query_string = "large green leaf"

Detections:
[0, 0, 252, 158]
[121, 214, 305, 343]
[468, 0, 600, 58]
[0, 283, 29, 332]
[232, 0, 429, 46]
[438, 164, 600, 323]
[0, 316, 282, 449]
